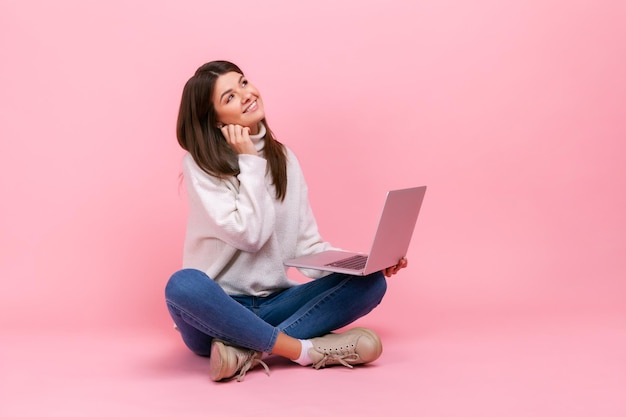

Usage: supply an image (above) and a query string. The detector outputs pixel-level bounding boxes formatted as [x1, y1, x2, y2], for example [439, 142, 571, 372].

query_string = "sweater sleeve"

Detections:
[182, 153, 276, 253]
[294, 181, 334, 257]
[284, 150, 337, 279]
[293, 184, 337, 279]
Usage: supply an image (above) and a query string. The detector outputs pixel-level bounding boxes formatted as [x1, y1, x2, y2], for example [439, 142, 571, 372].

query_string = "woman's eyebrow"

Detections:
[219, 75, 244, 102]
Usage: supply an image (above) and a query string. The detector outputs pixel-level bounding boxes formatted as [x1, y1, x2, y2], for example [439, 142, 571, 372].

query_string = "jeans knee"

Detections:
[165, 268, 209, 303]
[353, 271, 387, 308]
[369, 271, 388, 303]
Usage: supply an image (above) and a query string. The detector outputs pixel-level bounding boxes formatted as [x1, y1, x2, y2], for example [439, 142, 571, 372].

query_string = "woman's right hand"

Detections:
[220, 124, 258, 156]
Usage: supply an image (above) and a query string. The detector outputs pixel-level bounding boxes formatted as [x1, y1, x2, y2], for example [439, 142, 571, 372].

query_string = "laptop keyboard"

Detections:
[325, 254, 368, 270]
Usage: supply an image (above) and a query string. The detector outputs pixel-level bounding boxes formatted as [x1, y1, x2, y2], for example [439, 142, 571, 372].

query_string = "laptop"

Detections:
[284, 186, 427, 276]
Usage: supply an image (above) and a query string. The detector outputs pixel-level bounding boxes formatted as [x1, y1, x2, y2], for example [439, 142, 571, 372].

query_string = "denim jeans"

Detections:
[165, 268, 387, 356]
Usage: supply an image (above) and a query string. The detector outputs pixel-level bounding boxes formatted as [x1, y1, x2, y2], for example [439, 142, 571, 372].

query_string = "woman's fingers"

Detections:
[384, 257, 408, 277]
[220, 124, 256, 155]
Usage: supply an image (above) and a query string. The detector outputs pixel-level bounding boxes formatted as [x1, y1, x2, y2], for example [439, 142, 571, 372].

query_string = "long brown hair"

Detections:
[176, 61, 288, 201]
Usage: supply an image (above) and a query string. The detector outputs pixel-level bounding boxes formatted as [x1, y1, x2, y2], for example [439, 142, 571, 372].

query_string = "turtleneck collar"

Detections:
[249, 122, 266, 153]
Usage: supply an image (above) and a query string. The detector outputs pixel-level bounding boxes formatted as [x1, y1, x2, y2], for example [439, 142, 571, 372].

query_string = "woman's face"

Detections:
[212, 71, 265, 134]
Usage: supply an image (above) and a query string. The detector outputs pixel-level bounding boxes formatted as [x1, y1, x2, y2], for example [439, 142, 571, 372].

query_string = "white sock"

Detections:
[293, 339, 313, 366]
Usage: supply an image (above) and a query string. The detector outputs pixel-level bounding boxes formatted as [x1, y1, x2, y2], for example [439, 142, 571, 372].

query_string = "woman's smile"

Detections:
[244, 99, 258, 113]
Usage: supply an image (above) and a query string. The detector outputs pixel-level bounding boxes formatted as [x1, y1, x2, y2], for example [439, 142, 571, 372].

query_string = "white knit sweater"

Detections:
[181, 124, 333, 296]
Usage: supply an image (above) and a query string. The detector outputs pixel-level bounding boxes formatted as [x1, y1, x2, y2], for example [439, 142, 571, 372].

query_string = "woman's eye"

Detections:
[226, 94, 234, 103]
[241, 80, 248, 87]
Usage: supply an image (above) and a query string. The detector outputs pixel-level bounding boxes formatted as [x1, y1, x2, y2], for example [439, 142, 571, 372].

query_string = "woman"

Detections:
[165, 60, 407, 382]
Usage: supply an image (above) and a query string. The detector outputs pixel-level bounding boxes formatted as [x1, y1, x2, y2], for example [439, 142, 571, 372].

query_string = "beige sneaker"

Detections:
[308, 327, 383, 370]
[209, 339, 270, 382]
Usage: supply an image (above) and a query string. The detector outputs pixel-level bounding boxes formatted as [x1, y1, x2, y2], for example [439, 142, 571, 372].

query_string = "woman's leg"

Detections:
[165, 269, 386, 354]
[166, 269, 387, 380]
[257, 271, 387, 339]
[164, 269, 281, 355]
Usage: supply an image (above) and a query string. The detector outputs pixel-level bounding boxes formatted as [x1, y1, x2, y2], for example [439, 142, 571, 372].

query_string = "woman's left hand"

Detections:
[383, 257, 408, 277]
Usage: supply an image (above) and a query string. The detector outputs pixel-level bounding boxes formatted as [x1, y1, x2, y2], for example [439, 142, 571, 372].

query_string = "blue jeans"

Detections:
[165, 268, 387, 356]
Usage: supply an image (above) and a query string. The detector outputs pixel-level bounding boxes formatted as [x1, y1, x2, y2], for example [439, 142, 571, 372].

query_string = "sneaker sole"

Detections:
[209, 340, 229, 381]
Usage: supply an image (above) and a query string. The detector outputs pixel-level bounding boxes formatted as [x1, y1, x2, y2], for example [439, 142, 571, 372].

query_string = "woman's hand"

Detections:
[383, 257, 408, 277]
[221, 124, 258, 156]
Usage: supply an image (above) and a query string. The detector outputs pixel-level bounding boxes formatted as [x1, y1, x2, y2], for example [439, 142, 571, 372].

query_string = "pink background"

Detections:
[1, 0, 625, 415]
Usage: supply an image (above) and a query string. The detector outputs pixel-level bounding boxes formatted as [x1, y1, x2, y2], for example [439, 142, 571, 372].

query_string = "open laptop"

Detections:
[284, 186, 427, 276]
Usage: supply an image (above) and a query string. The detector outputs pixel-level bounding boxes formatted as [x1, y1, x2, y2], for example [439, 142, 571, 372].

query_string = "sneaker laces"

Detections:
[311, 349, 361, 370]
[235, 352, 270, 382]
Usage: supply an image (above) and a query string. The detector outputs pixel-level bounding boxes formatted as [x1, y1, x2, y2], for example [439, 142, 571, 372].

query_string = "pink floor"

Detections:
[3, 310, 625, 416]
